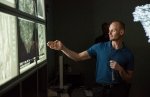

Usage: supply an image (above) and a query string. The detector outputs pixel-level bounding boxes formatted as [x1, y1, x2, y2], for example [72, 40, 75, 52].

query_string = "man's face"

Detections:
[109, 22, 124, 41]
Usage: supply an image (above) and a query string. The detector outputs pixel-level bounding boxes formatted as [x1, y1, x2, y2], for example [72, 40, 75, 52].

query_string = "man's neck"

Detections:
[112, 40, 123, 49]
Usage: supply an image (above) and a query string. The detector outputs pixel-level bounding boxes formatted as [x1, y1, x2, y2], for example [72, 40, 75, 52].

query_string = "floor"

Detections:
[48, 86, 93, 97]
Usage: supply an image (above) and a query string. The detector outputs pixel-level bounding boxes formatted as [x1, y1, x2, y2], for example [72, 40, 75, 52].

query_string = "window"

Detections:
[0, 0, 46, 85]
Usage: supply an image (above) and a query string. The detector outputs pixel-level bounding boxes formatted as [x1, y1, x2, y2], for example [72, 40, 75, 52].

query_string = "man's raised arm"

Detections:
[47, 40, 91, 61]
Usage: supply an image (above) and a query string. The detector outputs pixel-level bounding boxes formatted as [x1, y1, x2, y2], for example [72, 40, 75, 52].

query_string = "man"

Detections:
[47, 20, 134, 97]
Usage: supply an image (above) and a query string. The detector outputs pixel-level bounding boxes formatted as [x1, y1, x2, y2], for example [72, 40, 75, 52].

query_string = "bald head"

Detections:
[110, 20, 125, 31]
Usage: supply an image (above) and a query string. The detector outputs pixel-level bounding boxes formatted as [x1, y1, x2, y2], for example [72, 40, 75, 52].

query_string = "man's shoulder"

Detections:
[90, 41, 110, 50]
[99, 41, 110, 46]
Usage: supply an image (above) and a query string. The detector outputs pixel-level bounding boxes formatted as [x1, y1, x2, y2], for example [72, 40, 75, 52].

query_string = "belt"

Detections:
[97, 83, 120, 89]
[100, 84, 113, 88]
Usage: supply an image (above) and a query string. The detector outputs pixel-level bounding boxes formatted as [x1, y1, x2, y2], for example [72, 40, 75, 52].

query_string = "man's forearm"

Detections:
[61, 46, 81, 61]
[118, 67, 133, 83]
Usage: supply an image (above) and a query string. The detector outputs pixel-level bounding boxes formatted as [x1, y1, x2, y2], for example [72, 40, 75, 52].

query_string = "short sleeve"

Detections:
[87, 44, 99, 57]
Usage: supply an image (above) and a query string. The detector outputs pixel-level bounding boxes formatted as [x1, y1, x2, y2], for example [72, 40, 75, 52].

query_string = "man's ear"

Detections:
[120, 30, 125, 36]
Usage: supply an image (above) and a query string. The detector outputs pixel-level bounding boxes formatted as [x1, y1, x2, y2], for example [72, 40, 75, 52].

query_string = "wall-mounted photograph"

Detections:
[0, 12, 18, 86]
[37, 23, 47, 64]
[37, 0, 45, 19]
[18, 18, 37, 73]
[0, 0, 16, 8]
[18, 0, 35, 15]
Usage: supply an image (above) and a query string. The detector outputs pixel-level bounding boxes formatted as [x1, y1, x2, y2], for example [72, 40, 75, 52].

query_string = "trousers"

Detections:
[92, 83, 131, 97]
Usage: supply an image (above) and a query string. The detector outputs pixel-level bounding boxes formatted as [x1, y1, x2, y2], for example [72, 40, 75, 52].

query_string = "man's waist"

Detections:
[97, 83, 117, 88]
[96, 83, 129, 89]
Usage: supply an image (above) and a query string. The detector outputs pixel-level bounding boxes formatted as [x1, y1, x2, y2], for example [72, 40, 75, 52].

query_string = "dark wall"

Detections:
[53, 0, 96, 84]
[45, 0, 57, 81]
[46, 0, 150, 96]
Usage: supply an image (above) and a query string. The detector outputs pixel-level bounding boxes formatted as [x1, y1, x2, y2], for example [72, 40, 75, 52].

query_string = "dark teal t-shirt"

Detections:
[87, 41, 134, 84]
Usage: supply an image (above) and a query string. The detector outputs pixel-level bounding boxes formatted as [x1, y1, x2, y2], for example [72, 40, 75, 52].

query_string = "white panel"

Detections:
[0, 0, 15, 7]
[0, 12, 18, 85]
[37, 0, 45, 19]
[37, 23, 47, 64]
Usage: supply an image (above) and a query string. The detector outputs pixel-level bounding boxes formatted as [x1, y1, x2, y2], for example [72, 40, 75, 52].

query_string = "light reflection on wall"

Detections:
[133, 4, 150, 43]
